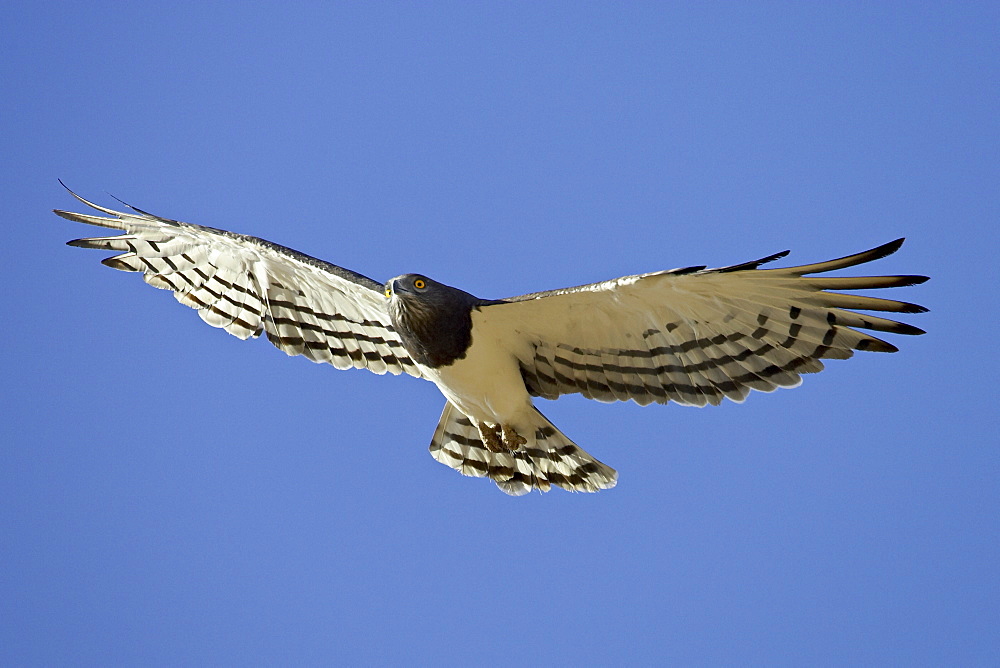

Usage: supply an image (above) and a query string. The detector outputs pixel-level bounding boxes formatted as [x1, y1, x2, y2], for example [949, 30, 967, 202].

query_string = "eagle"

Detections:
[54, 185, 928, 495]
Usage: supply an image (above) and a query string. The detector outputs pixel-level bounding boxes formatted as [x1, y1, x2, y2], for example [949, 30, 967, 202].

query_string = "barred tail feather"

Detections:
[428, 402, 618, 495]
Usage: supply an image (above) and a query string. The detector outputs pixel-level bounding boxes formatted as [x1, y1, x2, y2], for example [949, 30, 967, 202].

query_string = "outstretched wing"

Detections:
[55, 186, 421, 377]
[483, 240, 927, 407]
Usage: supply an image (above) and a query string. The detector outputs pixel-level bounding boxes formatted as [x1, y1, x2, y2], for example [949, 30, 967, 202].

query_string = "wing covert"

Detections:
[484, 240, 927, 407]
[55, 186, 421, 377]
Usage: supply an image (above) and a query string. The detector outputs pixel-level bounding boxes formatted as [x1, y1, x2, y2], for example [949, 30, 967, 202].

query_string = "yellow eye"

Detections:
[413, 278, 426, 290]
[384, 286, 391, 299]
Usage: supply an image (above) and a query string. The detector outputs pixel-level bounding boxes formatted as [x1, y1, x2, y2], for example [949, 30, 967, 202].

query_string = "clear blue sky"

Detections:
[2, 3, 997, 664]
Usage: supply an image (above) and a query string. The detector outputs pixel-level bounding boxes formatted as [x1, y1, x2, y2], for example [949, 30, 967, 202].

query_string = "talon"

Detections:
[501, 425, 527, 450]
[477, 423, 505, 452]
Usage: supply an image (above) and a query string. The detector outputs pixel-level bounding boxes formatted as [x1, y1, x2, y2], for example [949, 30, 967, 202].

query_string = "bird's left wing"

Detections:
[482, 239, 927, 407]
[54, 186, 421, 377]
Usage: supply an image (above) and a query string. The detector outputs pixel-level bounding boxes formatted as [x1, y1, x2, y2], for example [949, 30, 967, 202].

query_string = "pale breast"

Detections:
[421, 309, 534, 427]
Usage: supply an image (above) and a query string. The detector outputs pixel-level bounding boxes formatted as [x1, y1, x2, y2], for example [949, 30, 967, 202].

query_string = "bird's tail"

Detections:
[428, 402, 618, 496]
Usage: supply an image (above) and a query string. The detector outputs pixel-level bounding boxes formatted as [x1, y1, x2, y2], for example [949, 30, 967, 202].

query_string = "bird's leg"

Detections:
[501, 424, 527, 450]
[477, 423, 505, 452]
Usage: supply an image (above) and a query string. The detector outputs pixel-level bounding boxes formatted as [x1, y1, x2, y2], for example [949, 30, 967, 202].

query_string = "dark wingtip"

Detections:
[857, 338, 899, 353]
[104, 190, 157, 217]
[900, 301, 930, 314]
[895, 322, 927, 336]
[718, 249, 791, 273]
[106, 191, 130, 207]
[871, 237, 906, 261]
[669, 265, 707, 276]
[57, 179, 81, 199]
[758, 249, 792, 265]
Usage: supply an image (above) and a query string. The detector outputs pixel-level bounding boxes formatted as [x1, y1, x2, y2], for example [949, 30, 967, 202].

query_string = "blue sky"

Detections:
[2, 2, 997, 664]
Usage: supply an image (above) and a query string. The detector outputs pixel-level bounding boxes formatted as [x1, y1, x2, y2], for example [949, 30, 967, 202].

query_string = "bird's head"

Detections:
[384, 274, 481, 368]
[384, 273, 431, 301]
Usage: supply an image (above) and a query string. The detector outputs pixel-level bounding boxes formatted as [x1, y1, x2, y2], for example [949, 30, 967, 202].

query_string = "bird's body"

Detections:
[54, 185, 928, 495]
[385, 273, 538, 443]
[420, 311, 533, 438]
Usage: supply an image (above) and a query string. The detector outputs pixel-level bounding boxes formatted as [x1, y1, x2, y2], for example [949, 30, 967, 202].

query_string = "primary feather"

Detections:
[57, 185, 420, 377]
[492, 239, 927, 408]
[55, 185, 928, 495]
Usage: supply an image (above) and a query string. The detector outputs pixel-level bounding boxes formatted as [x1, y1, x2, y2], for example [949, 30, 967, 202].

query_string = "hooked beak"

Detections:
[386, 278, 408, 299]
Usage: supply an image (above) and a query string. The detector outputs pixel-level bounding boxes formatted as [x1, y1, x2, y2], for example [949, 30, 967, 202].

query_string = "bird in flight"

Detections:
[55, 185, 928, 495]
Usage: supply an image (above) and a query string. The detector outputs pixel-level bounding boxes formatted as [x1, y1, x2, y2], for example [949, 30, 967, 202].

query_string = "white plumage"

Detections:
[55, 185, 927, 495]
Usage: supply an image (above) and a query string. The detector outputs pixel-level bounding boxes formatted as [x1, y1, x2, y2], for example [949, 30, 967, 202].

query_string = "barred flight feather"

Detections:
[488, 238, 927, 408]
[56, 185, 927, 496]
[55, 186, 422, 378]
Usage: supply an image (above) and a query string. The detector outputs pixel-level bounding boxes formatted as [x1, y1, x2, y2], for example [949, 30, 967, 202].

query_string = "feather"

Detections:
[489, 240, 927, 407]
[56, 184, 421, 378]
[57, 184, 926, 495]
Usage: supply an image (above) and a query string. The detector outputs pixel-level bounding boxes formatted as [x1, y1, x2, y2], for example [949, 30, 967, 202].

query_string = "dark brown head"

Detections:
[385, 274, 481, 368]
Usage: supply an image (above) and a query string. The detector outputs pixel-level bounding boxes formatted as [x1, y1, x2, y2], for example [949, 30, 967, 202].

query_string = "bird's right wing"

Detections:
[55, 186, 422, 377]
